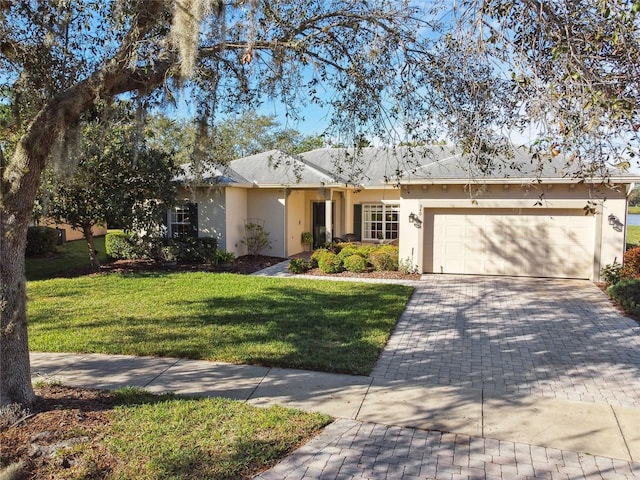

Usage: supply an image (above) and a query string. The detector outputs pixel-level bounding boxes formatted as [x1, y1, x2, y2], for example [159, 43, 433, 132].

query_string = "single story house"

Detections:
[173, 146, 637, 281]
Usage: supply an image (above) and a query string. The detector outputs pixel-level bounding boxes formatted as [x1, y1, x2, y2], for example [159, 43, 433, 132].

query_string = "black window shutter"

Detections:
[188, 203, 199, 238]
[353, 204, 362, 241]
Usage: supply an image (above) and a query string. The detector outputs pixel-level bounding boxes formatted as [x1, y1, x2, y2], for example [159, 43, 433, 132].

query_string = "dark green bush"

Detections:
[369, 245, 399, 271]
[343, 254, 367, 273]
[105, 232, 134, 259]
[607, 279, 640, 316]
[601, 261, 623, 286]
[318, 251, 343, 273]
[176, 237, 218, 263]
[288, 257, 310, 274]
[25, 226, 59, 257]
[106, 233, 165, 260]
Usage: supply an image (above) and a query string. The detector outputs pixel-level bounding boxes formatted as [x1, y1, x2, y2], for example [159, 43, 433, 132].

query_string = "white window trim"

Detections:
[169, 203, 191, 239]
[362, 203, 400, 241]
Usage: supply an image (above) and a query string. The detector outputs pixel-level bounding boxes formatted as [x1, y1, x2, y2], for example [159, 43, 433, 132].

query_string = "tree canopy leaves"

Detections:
[2, 0, 640, 407]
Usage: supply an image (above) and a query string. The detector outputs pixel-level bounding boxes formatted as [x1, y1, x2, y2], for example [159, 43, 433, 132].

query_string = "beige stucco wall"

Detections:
[398, 182, 629, 281]
[177, 186, 228, 249]
[247, 189, 286, 257]
[224, 187, 248, 256]
[286, 190, 307, 256]
[40, 220, 107, 242]
[350, 187, 400, 204]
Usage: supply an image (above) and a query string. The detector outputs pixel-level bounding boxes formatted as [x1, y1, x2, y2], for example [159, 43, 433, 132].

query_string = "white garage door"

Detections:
[425, 208, 595, 279]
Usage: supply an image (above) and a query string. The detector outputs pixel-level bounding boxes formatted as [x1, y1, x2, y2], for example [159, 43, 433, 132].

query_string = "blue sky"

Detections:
[164, 69, 640, 176]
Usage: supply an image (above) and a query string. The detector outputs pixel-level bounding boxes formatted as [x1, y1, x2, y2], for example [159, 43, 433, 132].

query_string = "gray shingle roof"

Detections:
[179, 146, 638, 187]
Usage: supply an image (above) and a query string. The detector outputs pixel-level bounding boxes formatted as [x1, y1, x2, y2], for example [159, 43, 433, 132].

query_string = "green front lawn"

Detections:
[26, 236, 108, 281]
[628, 225, 640, 246]
[15, 385, 330, 480]
[28, 273, 413, 375]
[628, 206, 640, 214]
[104, 389, 331, 480]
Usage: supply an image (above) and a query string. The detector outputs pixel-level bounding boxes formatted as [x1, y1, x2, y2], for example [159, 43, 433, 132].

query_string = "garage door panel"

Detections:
[427, 209, 594, 279]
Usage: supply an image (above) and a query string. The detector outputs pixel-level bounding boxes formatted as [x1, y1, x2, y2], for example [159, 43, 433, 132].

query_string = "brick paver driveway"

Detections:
[257, 275, 640, 479]
[373, 275, 640, 408]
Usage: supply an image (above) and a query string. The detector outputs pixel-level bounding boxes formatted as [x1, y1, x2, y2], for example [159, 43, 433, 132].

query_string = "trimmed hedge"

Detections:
[318, 251, 343, 273]
[336, 245, 365, 262]
[343, 254, 367, 273]
[105, 233, 218, 263]
[288, 257, 310, 274]
[607, 279, 640, 316]
[368, 245, 399, 271]
[310, 248, 330, 268]
[176, 237, 218, 263]
[105, 232, 137, 259]
[26, 226, 59, 257]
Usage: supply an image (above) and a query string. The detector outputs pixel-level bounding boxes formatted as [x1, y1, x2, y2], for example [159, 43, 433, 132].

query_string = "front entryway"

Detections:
[312, 202, 335, 247]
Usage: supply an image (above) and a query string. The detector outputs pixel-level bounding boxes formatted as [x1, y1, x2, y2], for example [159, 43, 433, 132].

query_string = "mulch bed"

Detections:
[59, 255, 422, 281]
[45, 255, 288, 278]
[0, 385, 117, 480]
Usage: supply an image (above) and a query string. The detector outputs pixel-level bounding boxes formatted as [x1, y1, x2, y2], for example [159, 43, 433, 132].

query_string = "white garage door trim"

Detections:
[423, 208, 595, 279]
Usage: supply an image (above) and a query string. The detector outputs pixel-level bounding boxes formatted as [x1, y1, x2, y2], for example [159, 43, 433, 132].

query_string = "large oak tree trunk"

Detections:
[0, 4, 171, 405]
[1, 145, 42, 407]
[0, 59, 169, 407]
[1, 98, 85, 406]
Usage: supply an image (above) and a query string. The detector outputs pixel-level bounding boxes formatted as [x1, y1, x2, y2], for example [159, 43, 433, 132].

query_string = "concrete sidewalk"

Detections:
[31, 351, 640, 477]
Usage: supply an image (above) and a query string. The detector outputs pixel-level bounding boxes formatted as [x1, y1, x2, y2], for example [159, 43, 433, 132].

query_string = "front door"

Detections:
[312, 202, 335, 247]
[312, 202, 326, 248]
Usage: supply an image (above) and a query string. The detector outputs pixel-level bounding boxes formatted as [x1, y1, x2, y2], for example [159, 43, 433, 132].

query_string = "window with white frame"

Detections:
[169, 203, 193, 239]
[362, 204, 399, 241]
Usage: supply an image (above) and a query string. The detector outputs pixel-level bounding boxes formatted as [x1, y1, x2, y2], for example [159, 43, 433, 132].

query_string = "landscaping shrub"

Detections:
[176, 237, 218, 263]
[160, 243, 179, 263]
[310, 248, 330, 268]
[215, 250, 235, 265]
[336, 245, 362, 262]
[241, 222, 271, 256]
[318, 251, 343, 273]
[622, 246, 640, 279]
[288, 257, 310, 274]
[399, 257, 419, 275]
[607, 279, 640, 316]
[601, 261, 623, 286]
[331, 242, 348, 254]
[368, 245, 399, 271]
[343, 254, 367, 273]
[355, 244, 377, 259]
[25, 226, 59, 256]
[105, 232, 134, 259]
[106, 232, 162, 260]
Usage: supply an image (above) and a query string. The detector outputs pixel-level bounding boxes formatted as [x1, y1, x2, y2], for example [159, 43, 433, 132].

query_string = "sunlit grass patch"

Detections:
[28, 273, 413, 375]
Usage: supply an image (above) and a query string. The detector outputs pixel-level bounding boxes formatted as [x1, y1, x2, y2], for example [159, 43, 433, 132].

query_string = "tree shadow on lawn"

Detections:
[30, 280, 413, 376]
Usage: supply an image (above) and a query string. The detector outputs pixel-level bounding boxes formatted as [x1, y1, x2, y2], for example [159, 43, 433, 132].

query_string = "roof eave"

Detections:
[397, 176, 640, 185]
